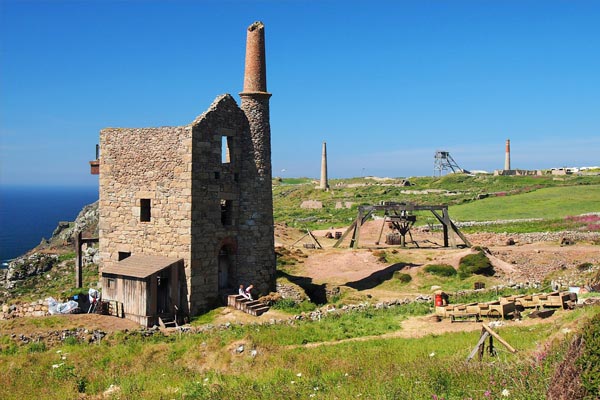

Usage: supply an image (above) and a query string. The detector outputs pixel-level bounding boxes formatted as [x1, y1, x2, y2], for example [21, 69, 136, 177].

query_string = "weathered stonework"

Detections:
[98, 22, 276, 318]
[300, 200, 323, 209]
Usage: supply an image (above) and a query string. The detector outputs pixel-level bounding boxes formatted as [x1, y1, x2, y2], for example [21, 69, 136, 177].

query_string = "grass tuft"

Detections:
[424, 264, 457, 277]
[458, 251, 494, 279]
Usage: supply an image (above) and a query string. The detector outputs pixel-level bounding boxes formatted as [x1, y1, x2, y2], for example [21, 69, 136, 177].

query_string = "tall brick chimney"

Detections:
[242, 21, 268, 95]
[505, 139, 511, 171]
[240, 21, 271, 177]
[239, 21, 276, 295]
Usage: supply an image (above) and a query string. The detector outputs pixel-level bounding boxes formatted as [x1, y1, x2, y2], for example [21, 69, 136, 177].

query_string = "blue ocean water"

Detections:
[0, 186, 98, 264]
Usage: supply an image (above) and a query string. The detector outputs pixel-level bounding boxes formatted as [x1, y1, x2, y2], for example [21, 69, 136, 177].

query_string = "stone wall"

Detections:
[99, 94, 276, 316]
[239, 94, 276, 296]
[99, 122, 193, 313]
[1, 300, 48, 319]
[98, 21, 276, 318]
[99, 124, 192, 264]
[188, 94, 252, 313]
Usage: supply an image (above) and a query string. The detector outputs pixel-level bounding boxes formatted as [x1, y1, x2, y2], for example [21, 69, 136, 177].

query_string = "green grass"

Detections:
[275, 177, 314, 185]
[3, 175, 600, 398]
[458, 217, 588, 234]
[271, 298, 317, 314]
[450, 185, 600, 222]
[579, 312, 600, 397]
[2, 306, 598, 400]
[449, 286, 538, 304]
[423, 264, 457, 277]
[458, 251, 494, 279]
[57, 252, 76, 262]
[6, 262, 100, 303]
[273, 175, 600, 231]
[189, 307, 223, 325]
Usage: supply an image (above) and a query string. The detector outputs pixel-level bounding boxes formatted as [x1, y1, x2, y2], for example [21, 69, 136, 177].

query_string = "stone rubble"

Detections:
[8, 328, 106, 346]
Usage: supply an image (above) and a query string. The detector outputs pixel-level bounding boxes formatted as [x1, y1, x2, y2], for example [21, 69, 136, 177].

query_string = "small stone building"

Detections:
[96, 22, 275, 325]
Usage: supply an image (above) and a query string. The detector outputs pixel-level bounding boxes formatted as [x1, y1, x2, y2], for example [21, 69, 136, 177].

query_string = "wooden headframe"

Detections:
[333, 202, 471, 249]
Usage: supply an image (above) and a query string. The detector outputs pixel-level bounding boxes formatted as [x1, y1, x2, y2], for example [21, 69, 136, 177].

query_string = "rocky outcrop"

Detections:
[1, 201, 99, 303]
[0, 253, 59, 290]
[49, 201, 99, 245]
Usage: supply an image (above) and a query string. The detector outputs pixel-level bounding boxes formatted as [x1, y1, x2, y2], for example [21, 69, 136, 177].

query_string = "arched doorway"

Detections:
[218, 239, 237, 290]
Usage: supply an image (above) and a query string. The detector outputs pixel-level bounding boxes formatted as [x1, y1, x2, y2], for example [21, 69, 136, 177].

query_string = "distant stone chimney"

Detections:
[319, 141, 329, 190]
[505, 139, 511, 170]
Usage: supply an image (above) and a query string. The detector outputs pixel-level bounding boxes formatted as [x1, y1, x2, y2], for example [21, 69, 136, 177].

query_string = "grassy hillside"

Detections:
[1, 174, 599, 398]
[450, 185, 600, 221]
[1, 306, 598, 399]
[274, 175, 600, 232]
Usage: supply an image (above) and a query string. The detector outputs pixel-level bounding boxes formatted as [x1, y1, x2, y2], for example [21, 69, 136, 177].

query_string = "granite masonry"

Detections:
[97, 22, 275, 322]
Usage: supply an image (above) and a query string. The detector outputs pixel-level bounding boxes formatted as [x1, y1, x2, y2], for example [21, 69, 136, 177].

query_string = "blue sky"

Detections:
[1, 0, 599, 187]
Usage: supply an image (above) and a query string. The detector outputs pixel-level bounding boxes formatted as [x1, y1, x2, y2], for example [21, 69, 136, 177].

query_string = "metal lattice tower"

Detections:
[434, 151, 465, 176]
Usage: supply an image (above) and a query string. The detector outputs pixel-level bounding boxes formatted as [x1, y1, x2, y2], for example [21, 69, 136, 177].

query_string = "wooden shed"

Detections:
[101, 255, 183, 327]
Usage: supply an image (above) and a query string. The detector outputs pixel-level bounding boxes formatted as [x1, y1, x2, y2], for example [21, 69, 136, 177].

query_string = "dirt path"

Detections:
[287, 312, 563, 350]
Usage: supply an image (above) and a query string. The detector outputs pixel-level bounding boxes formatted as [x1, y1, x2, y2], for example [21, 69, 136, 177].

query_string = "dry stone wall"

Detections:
[1, 300, 48, 319]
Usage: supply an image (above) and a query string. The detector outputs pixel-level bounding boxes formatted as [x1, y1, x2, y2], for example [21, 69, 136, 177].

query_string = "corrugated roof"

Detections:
[101, 254, 182, 279]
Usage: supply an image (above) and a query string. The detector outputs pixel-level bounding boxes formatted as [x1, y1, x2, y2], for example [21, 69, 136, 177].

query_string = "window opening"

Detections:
[118, 251, 131, 261]
[222, 136, 232, 164]
[221, 199, 232, 225]
[107, 278, 116, 289]
[140, 199, 151, 222]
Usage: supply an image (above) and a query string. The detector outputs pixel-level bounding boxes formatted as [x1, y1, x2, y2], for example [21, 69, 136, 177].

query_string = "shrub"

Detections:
[546, 336, 586, 400]
[58, 252, 76, 262]
[393, 272, 412, 283]
[372, 250, 388, 263]
[0, 342, 18, 355]
[271, 298, 297, 310]
[458, 251, 494, 279]
[27, 342, 46, 353]
[63, 336, 79, 346]
[297, 300, 317, 312]
[578, 312, 600, 398]
[424, 264, 457, 277]
[271, 298, 316, 313]
[577, 262, 593, 272]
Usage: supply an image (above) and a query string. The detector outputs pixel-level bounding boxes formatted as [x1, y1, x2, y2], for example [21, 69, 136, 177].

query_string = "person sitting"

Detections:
[245, 284, 254, 300]
[238, 284, 245, 297]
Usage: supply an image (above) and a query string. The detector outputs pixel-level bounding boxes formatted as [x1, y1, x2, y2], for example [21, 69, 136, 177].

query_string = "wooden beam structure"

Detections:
[333, 202, 471, 249]
[75, 231, 99, 288]
[291, 230, 323, 249]
[467, 324, 517, 361]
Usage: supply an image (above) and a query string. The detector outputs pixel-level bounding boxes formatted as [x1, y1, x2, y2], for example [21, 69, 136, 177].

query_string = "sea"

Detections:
[0, 185, 99, 266]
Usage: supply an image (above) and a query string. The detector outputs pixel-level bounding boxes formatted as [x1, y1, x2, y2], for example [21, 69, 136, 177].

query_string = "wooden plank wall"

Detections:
[102, 274, 151, 326]
[122, 278, 148, 319]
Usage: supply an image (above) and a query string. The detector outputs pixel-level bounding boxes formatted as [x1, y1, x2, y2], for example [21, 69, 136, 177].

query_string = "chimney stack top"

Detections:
[241, 21, 269, 95]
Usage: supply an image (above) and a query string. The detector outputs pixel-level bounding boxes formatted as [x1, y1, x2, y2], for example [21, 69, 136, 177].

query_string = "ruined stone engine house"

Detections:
[93, 22, 276, 326]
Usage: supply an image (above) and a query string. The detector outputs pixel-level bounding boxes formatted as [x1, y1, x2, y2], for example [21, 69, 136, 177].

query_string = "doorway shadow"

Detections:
[344, 262, 419, 291]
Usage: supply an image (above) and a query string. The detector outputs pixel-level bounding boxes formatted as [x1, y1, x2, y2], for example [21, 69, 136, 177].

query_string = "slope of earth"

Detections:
[278, 220, 600, 302]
